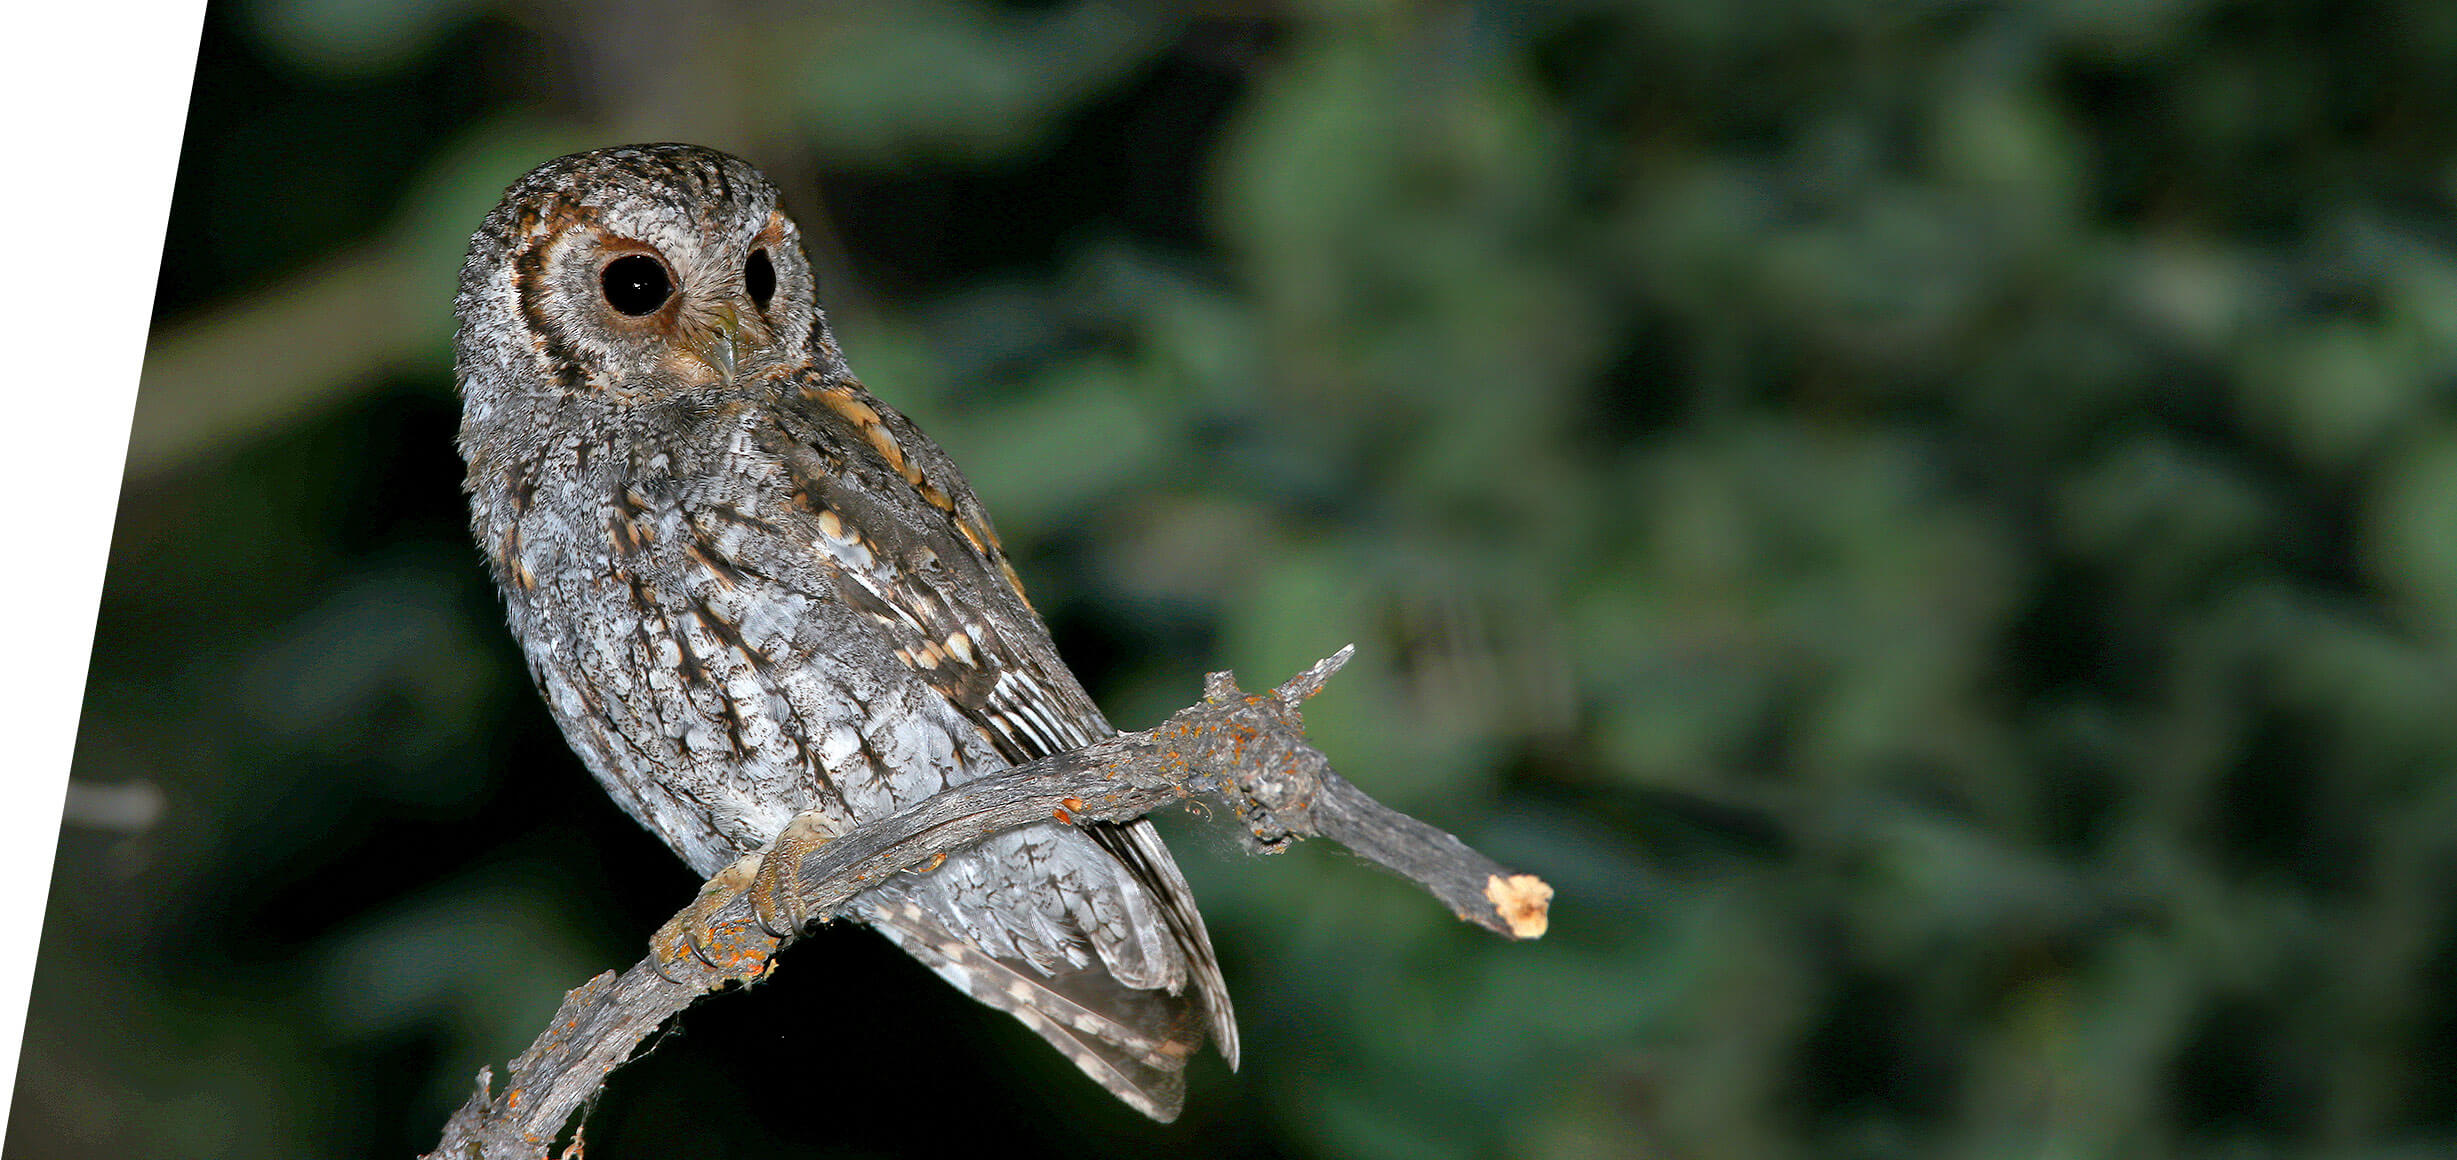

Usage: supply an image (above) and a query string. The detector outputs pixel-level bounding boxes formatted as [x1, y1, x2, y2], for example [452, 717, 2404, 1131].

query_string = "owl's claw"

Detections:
[646, 809, 854, 986]
[650, 853, 779, 987]
[749, 810, 850, 937]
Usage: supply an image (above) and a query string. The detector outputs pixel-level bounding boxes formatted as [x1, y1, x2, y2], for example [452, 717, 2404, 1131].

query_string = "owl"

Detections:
[452, 144, 1234, 1121]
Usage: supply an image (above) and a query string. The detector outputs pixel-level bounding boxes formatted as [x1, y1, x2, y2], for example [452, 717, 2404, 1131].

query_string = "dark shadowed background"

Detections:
[13, 1, 2457, 1157]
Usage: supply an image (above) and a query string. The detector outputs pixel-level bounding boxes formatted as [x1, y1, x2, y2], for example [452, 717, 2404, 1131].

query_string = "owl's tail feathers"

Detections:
[866, 899, 1209, 1122]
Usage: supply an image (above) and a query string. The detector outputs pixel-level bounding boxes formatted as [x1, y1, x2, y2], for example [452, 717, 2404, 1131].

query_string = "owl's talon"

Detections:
[749, 810, 848, 937]
[650, 853, 777, 987]
[681, 913, 727, 970]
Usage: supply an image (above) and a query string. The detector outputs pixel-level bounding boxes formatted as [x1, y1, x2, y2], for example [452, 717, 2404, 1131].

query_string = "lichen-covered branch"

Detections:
[421, 648, 1551, 1160]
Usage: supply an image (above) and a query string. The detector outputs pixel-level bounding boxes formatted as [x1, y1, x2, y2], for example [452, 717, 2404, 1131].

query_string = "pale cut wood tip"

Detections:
[1485, 873, 1553, 939]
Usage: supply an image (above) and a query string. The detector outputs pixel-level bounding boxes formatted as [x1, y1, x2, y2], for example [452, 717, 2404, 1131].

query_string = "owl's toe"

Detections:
[651, 852, 779, 987]
[749, 810, 852, 937]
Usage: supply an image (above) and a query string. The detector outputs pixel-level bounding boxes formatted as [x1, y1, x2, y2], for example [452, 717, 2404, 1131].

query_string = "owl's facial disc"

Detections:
[573, 200, 807, 397]
[578, 230, 783, 394]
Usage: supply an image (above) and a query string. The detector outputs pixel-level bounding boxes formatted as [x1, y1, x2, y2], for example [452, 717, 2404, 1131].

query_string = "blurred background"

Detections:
[13, 0, 2457, 1156]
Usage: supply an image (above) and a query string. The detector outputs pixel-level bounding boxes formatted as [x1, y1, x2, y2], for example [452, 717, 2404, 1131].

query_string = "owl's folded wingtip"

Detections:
[863, 892, 1215, 1121]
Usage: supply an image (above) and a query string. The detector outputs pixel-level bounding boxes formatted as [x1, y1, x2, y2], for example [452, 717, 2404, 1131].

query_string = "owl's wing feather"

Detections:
[733, 384, 1238, 1083]
[861, 891, 1204, 1121]
[1086, 819, 1239, 1068]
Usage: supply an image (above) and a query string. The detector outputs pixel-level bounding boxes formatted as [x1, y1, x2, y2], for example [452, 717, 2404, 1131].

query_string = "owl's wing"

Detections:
[860, 888, 1207, 1120]
[1083, 817, 1238, 1066]
[737, 383, 1236, 1112]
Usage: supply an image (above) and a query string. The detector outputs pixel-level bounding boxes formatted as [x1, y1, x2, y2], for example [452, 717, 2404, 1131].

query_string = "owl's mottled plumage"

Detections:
[452, 144, 1234, 1120]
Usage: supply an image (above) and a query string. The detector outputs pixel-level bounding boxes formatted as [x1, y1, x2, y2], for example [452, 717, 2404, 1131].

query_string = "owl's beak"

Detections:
[688, 305, 745, 386]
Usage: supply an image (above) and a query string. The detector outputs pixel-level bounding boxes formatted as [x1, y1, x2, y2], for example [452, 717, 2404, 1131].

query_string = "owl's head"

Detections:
[454, 144, 837, 436]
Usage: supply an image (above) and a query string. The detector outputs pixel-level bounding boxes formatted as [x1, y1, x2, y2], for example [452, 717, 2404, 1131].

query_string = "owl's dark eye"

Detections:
[601, 255, 672, 317]
[745, 249, 776, 309]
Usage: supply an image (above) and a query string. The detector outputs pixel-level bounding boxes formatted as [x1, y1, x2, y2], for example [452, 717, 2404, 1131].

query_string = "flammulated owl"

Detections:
[452, 144, 1235, 1120]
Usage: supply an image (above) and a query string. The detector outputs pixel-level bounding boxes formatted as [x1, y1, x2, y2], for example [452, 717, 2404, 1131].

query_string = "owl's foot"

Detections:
[748, 809, 852, 937]
[647, 810, 855, 986]
[650, 853, 780, 987]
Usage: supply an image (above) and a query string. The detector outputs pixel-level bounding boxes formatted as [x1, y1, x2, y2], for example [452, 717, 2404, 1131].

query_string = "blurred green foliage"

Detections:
[15, 0, 2457, 1157]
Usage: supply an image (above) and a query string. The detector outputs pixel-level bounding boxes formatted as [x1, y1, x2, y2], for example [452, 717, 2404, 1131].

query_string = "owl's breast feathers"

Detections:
[484, 378, 1040, 857]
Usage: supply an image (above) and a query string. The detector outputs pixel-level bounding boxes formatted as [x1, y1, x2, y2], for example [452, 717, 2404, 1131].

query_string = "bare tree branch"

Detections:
[421, 648, 1552, 1160]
